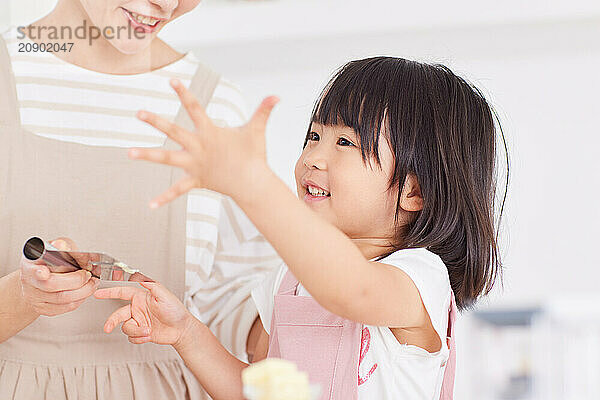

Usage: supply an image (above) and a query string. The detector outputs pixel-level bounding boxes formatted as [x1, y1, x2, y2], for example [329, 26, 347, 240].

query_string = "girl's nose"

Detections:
[303, 153, 327, 170]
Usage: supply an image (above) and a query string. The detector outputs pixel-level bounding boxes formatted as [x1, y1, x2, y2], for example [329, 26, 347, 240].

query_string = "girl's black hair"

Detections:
[306, 57, 508, 311]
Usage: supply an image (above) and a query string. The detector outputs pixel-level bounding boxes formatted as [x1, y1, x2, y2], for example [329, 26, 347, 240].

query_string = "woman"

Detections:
[0, 0, 280, 398]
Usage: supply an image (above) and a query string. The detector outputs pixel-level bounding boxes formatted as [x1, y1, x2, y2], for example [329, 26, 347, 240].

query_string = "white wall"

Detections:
[172, 8, 600, 308]
[2, 0, 54, 29]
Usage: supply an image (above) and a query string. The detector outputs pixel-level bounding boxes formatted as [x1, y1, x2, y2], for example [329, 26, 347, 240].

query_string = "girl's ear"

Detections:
[399, 173, 424, 212]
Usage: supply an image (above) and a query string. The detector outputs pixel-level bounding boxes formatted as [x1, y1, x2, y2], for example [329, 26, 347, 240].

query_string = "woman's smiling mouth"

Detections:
[121, 8, 164, 33]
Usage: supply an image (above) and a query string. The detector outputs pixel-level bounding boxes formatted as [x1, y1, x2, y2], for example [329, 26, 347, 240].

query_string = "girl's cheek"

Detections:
[293, 157, 306, 195]
[293, 156, 304, 178]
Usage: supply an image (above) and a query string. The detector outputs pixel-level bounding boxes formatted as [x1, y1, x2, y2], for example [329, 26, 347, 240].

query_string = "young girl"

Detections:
[95, 57, 506, 399]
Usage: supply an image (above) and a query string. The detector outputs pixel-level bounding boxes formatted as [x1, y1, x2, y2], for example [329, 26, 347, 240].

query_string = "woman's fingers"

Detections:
[30, 269, 93, 293]
[37, 277, 99, 305]
[170, 79, 209, 129]
[112, 268, 124, 282]
[50, 237, 78, 251]
[129, 148, 193, 170]
[103, 304, 131, 333]
[249, 96, 279, 133]
[31, 264, 51, 281]
[149, 176, 196, 209]
[35, 299, 86, 317]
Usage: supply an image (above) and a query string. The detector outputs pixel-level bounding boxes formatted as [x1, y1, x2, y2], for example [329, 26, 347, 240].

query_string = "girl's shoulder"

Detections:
[378, 247, 450, 284]
[377, 248, 452, 359]
[377, 247, 452, 318]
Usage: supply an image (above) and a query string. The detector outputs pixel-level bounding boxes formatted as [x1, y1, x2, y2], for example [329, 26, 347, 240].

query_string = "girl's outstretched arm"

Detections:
[95, 283, 247, 400]
[129, 80, 427, 329]
[174, 317, 248, 400]
[234, 168, 426, 328]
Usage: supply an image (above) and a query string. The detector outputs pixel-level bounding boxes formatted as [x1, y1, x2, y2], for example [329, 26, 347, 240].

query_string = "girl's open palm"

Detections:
[94, 282, 194, 346]
[130, 79, 279, 208]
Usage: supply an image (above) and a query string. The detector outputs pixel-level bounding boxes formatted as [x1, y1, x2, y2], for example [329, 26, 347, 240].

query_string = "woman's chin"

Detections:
[108, 37, 153, 55]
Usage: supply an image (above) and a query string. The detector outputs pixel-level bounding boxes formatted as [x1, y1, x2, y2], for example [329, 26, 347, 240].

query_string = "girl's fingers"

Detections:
[249, 96, 279, 133]
[139, 281, 172, 303]
[94, 286, 140, 301]
[129, 148, 192, 170]
[122, 319, 151, 337]
[137, 111, 197, 149]
[129, 336, 152, 345]
[170, 79, 209, 129]
[103, 304, 131, 333]
[149, 176, 196, 209]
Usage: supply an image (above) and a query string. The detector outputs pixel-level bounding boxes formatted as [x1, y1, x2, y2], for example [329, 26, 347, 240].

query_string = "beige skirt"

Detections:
[0, 331, 207, 400]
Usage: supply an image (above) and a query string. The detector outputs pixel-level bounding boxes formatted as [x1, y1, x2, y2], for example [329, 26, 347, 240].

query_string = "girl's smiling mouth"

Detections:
[303, 183, 331, 203]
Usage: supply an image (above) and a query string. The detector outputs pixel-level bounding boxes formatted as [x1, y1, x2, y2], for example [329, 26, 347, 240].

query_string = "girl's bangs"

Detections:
[307, 60, 392, 166]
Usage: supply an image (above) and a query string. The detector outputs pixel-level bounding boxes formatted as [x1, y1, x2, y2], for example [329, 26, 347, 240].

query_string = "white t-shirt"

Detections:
[2, 27, 282, 362]
[251, 247, 452, 399]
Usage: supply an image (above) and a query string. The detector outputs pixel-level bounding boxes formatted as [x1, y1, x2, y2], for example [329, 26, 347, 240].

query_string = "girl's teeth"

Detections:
[308, 186, 329, 197]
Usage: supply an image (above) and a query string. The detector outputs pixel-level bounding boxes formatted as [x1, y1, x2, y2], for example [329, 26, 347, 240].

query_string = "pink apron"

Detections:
[267, 270, 458, 400]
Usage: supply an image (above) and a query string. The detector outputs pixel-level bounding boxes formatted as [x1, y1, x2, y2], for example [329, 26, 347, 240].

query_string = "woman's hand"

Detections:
[94, 281, 197, 347]
[129, 79, 279, 208]
[20, 238, 99, 317]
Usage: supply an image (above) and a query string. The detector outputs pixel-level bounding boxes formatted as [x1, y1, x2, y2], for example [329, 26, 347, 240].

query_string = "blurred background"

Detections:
[2, 1, 600, 398]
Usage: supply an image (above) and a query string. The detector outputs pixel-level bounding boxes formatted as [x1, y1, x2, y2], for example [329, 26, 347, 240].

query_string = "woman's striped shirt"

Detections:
[2, 27, 282, 362]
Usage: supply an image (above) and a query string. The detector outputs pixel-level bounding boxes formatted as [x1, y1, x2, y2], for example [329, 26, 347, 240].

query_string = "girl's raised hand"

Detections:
[94, 282, 195, 346]
[130, 79, 279, 208]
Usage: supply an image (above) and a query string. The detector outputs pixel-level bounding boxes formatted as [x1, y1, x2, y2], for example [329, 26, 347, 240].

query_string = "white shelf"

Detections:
[160, 0, 600, 47]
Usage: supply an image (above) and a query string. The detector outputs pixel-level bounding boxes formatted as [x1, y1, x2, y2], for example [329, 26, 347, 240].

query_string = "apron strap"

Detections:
[0, 35, 18, 222]
[168, 61, 221, 151]
[0, 35, 20, 128]
[277, 269, 300, 296]
[162, 61, 221, 298]
[439, 291, 458, 400]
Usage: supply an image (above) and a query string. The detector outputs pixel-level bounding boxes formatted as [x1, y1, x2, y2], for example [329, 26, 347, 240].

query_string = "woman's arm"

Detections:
[0, 271, 38, 343]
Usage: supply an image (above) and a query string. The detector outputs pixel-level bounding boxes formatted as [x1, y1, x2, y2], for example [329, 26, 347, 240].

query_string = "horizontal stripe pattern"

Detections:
[2, 27, 280, 362]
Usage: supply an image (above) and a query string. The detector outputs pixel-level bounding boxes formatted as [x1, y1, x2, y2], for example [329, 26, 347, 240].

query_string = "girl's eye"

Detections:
[306, 132, 320, 141]
[337, 137, 355, 147]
